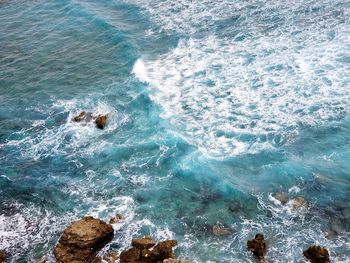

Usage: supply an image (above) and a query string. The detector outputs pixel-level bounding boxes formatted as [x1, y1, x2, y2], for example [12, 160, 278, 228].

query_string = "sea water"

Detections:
[0, 0, 349, 262]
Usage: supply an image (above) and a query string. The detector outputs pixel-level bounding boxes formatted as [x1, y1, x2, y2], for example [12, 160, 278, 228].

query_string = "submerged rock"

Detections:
[95, 114, 108, 129]
[293, 196, 305, 209]
[109, 214, 123, 224]
[303, 245, 330, 263]
[0, 250, 6, 263]
[72, 111, 94, 122]
[212, 225, 233, 236]
[274, 192, 289, 205]
[247, 233, 266, 263]
[54, 216, 114, 263]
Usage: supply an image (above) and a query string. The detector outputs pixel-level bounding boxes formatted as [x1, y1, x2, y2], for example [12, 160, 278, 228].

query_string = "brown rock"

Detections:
[132, 236, 156, 249]
[103, 251, 119, 263]
[247, 233, 266, 262]
[0, 250, 6, 263]
[109, 214, 123, 224]
[120, 247, 140, 263]
[293, 196, 305, 209]
[54, 216, 114, 263]
[303, 245, 330, 263]
[95, 114, 108, 129]
[275, 192, 289, 205]
[151, 240, 178, 261]
[72, 111, 94, 122]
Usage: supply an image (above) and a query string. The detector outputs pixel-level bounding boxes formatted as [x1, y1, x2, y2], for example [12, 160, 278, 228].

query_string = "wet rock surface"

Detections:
[303, 245, 330, 263]
[102, 251, 119, 263]
[72, 111, 108, 129]
[109, 214, 123, 224]
[54, 216, 114, 263]
[293, 196, 305, 209]
[120, 236, 178, 263]
[274, 192, 289, 205]
[0, 250, 6, 263]
[247, 233, 266, 263]
[72, 111, 94, 122]
[95, 114, 108, 129]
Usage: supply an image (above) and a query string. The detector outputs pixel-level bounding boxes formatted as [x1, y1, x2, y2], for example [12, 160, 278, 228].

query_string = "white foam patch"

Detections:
[0, 98, 130, 160]
[132, 0, 350, 157]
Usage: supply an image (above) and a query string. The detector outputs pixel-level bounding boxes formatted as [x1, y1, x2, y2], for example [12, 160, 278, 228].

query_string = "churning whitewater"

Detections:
[0, 0, 349, 262]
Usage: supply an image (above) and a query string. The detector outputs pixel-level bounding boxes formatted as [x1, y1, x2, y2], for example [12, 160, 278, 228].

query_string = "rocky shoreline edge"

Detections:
[0, 215, 330, 263]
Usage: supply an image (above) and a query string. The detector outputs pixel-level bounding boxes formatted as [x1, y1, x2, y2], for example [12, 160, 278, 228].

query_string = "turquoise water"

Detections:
[0, 0, 350, 262]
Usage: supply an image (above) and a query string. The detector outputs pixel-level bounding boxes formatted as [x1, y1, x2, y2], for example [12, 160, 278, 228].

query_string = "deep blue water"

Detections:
[0, 0, 350, 262]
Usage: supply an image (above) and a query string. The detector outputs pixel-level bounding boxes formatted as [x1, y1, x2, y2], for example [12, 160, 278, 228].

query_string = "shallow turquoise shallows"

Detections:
[0, 0, 350, 262]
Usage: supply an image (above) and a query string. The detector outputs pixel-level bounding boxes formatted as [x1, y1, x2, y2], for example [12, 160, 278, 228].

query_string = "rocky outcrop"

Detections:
[72, 111, 108, 129]
[95, 114, 108, 129]
[303, 245, 330, 263]
[54, 216, 114, 263]
[72, 111, 93, 122]
[247, 233, 266, 263]
[0, 250, 6, 263]
[120, 236, 178, 263]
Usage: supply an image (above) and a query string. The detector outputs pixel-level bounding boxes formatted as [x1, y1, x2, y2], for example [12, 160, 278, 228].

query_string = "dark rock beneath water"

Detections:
[274, 192, 289, 205]
[293, 196, 305, 209]
[0, 250, 6, 263]
[95, 114, 108, 129]
[212, 225, 233, 236]
[303, 245, 330, 263]
[109, 214, 123, 224]
[247, 233, 266, 262]
[54, 216, 114, 263]
[72, 111, 94, 122]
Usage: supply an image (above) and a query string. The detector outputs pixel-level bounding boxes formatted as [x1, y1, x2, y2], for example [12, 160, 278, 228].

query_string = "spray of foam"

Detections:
[132, 7, 349, 157]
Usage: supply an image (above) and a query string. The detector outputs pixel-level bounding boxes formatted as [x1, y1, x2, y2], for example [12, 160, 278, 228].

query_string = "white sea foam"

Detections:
[132, 0, 350, 158]
[0, 98, 129, 161]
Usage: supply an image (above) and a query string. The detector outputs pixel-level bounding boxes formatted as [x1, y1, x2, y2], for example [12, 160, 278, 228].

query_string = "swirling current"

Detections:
[0, 0, 350, 262]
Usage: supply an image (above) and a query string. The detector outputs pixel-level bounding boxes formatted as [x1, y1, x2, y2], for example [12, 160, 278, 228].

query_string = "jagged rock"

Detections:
[140, 248, 153, 260]
[303, 245, 330, 263]
[151, 240, 178, 261]
[95, 114, 108, 129]
[120, 247, 140, 263]
[247, 233, 266, 262]
[132, 236, 156, 249]
[54, 216, 114, 263]
[109, 214, 123, 224]
[0, 250, 6, 263]
[212, 225, 232, 236]
[103, 251, 119, 263]
[274, 192, 289, 205]
[293, 196, 305, 209]
[72, 111, 94, 122]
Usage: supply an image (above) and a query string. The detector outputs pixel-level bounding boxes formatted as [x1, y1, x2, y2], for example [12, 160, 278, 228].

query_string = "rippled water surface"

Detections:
[0, 0, 350, 262]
